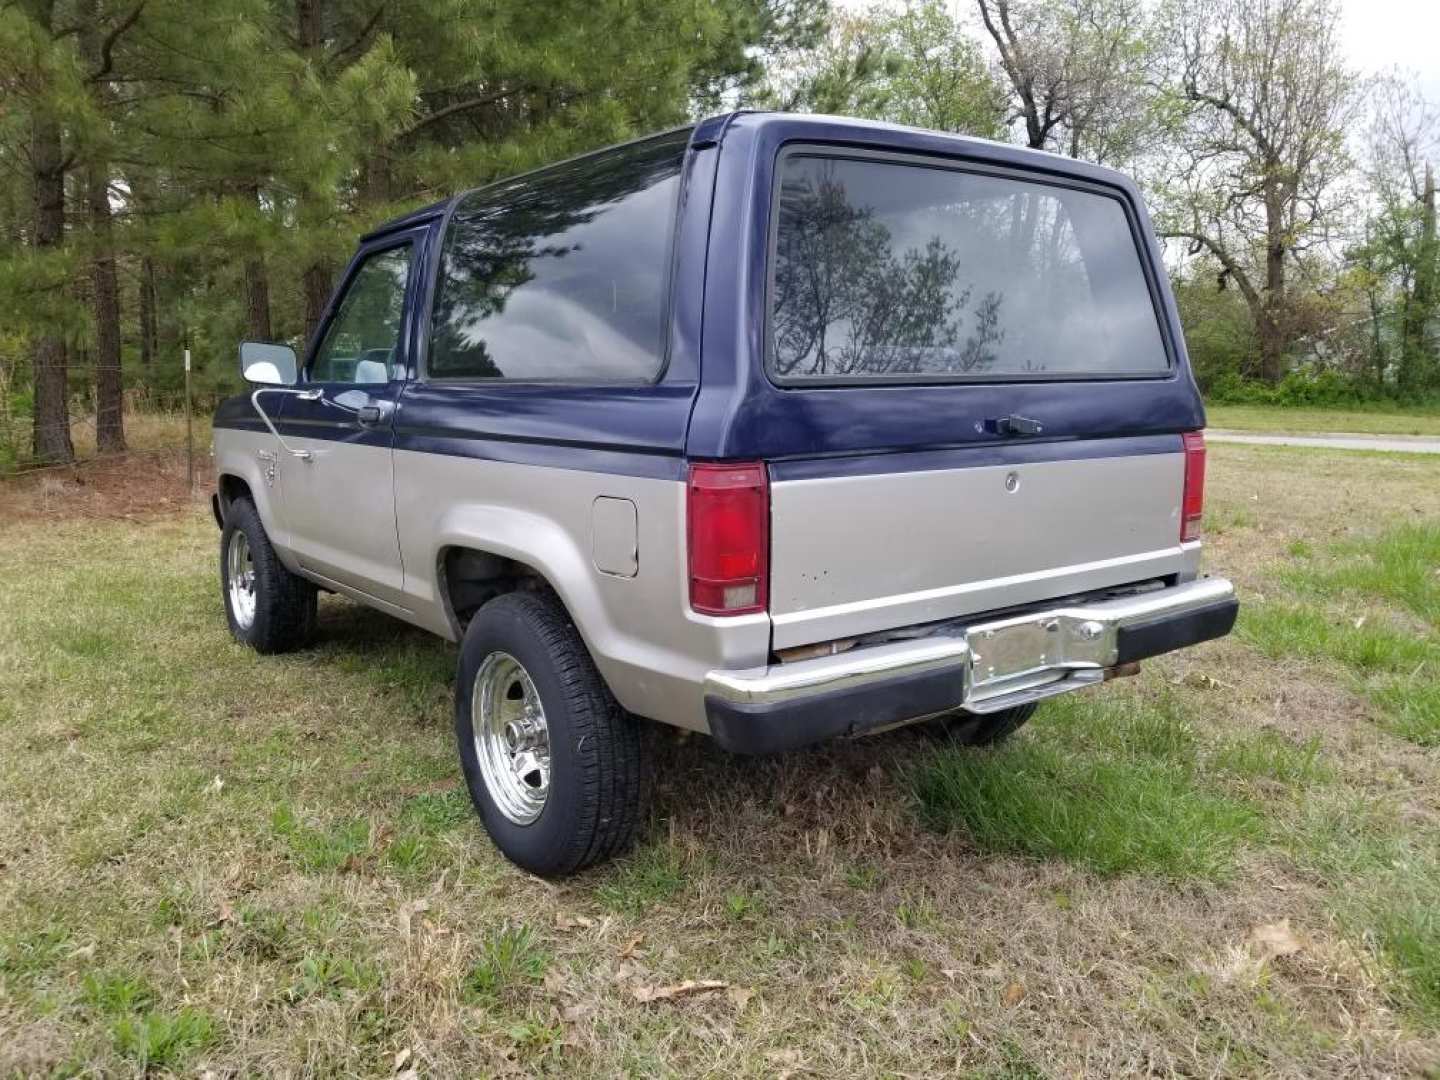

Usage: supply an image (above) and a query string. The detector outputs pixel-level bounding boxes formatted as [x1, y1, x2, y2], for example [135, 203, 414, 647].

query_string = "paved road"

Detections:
[1207, 429, 1440, 454]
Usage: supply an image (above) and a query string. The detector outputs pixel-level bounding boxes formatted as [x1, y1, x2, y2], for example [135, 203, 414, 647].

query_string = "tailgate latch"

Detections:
[985, 414, 1044, 437]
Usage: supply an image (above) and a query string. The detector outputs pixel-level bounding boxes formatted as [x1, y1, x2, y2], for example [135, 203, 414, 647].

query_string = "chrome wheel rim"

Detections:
[473, 651, 551, 825]
[226, 530, 257, 630]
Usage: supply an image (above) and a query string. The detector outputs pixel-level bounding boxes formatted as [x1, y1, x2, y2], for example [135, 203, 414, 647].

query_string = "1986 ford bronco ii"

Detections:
[213, 112, 1237, 876]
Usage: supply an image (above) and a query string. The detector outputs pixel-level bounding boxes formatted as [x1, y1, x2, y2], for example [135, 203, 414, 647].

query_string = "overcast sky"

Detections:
[834, 0, 1440, 105]
[1340, 0, 1440, 102]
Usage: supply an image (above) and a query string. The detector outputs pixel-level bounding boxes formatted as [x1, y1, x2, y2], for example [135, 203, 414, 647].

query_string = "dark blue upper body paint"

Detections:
[214, 112, 1204, 481]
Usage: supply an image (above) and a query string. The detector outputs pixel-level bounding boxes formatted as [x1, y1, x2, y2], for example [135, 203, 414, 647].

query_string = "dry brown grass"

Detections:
[1, 444, 1438, 1078]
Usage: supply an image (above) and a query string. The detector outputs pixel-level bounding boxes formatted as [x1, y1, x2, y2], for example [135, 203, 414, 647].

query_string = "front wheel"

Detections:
[219, 497, 317, 654]
[455, 591, 651, 877]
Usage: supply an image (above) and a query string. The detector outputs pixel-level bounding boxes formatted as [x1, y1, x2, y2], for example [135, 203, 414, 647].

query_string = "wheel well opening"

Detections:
[217, 474, 253, 517]
[440, 547, 549, 633]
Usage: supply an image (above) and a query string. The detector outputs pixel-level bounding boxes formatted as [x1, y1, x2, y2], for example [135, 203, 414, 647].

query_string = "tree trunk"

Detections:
[296, 1, 329, 348]
[30, 109, 74, 464]
[297, 0, 323, 51]
[78, 0, 125, 452]
[361, 153, 391, 204]
[242, 186, 274, 340]
[86, 163, 126, 453]
[1260, 191, 1288, 384]
[302, 260, 333, 346]
[245, 257, 274, 341]
[1401, 163, 1436, 393]
[139, 257, 157, 367]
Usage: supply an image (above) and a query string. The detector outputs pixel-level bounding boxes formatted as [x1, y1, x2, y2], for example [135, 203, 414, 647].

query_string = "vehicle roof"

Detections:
[709, 111, 1140, 192]
[360, 198, 451, 242]
[361, 111, 1141, 241]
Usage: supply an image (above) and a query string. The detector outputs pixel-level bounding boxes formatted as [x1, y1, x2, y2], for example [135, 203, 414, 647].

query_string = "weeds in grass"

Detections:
[724, 890, 763, 921]
[111, 1008, 215, 1071]
[81, 971, 155, 1015]
[271, 805, 372, 872]
[400, 789, 472, 833]
[465, 925, 549, 1000]
[288, 952, 380, 1002]
[595, 842, 687, 914]
[0, 927, 69, 983]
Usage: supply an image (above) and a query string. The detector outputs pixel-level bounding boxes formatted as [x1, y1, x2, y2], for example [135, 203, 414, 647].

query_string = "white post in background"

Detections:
[184, 346, 193, 491]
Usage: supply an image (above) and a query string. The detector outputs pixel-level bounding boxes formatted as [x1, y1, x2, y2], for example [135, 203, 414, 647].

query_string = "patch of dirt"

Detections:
[0, 450, 213, 526]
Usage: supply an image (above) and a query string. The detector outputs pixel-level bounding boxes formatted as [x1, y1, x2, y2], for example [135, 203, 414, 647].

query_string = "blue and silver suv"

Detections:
[212, 112, 1237, 876]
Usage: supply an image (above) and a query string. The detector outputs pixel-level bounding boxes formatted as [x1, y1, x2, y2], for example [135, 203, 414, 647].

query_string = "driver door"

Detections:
[277, 234, 422, 609]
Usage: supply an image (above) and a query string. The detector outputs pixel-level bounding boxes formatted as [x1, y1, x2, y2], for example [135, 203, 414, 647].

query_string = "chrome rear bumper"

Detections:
[704, 577, 1237, 754]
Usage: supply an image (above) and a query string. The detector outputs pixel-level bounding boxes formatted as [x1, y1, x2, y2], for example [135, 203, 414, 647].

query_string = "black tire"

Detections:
[926, 702, 1038, 746]
[219, 496, 317, 654]
[455, 591, 651, 877]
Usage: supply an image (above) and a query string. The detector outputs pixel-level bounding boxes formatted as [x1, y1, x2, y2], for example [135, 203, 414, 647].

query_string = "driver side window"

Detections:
[309, 245, 413, 384]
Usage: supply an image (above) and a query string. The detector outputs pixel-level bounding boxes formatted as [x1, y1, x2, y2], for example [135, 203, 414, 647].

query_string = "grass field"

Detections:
[2, 444, 1440, 1076]
[1206, 404, 1440, 437]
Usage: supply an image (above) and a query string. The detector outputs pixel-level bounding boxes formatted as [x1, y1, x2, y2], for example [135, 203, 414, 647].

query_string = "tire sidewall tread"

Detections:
[219, 497, 317, 655]
[455, 591, 650, 878]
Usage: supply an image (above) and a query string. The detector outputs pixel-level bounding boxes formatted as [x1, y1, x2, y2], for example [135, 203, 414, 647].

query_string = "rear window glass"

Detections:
[428, 130, 688, 382]
[769, 155, 1169, 383]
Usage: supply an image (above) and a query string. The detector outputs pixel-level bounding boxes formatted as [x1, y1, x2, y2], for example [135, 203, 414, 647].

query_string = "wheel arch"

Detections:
[430, 506, 625, 699]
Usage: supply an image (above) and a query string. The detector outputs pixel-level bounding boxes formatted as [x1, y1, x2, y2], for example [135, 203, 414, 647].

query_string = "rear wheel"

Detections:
[927, 702, 1037, 746]
[455, 591, 651, 877]
[220, 497, 317, 653]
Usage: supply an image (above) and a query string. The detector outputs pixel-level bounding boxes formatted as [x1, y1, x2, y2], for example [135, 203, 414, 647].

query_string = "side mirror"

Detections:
[240, 341, 298, 386]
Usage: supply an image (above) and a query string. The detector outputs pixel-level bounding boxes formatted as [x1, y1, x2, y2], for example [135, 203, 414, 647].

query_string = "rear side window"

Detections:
[428, 130, 689, 382]
[769, 154, 1169, 383]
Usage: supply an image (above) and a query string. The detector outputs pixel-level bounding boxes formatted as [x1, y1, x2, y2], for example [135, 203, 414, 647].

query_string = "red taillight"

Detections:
[687, 461, 769, 615]
[1181, 431, 1206, 542]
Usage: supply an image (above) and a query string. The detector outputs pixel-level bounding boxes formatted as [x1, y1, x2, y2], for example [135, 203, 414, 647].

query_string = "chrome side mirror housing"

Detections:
[240, 341, 299, 386]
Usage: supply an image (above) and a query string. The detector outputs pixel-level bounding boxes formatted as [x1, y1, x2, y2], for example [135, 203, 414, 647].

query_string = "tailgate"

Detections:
[767, 440, 1195, 650]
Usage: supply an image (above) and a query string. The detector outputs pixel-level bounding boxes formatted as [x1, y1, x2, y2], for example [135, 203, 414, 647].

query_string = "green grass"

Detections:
[1241, 521, 1440, 746]
[4, 456, 1440, 1075]
[1278, 522, 1440, 629]
[595, 840, 689, 914]
[112, 1008, 216, 1072]
[1366, 889, 1440, 1023]
[464, 924, 549, 1000]
[81, 971, 156, 1016]
[912, 697, 1260, 882]
[1239, 604, 1435, 674]
[1371, 679, 1440, 747]
[1206, 403, 1440, 437]
[1211, 731, 1332, 786]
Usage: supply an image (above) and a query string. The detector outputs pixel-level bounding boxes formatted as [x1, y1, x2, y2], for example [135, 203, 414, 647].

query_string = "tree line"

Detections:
[1, 0, 1435, 466]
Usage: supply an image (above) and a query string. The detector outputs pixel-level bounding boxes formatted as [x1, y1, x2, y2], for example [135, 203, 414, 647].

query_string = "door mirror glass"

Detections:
[240, 341, 298, 385]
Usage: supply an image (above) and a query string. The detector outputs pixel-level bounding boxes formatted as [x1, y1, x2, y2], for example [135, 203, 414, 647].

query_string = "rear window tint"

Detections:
[428, 130, 688, 382]
[769, 155, 1169, 383]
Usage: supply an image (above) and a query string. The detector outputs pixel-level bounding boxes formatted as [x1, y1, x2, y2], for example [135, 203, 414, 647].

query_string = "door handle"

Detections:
[356, 405, 384, 426]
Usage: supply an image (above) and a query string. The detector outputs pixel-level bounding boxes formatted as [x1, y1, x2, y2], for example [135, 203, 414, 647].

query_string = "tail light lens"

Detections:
[687, 461, 768, 615]
[1181, 431, 1206, 542]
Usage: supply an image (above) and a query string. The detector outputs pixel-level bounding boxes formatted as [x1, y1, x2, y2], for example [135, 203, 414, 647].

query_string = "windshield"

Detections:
[768, 154, 1169, 383]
